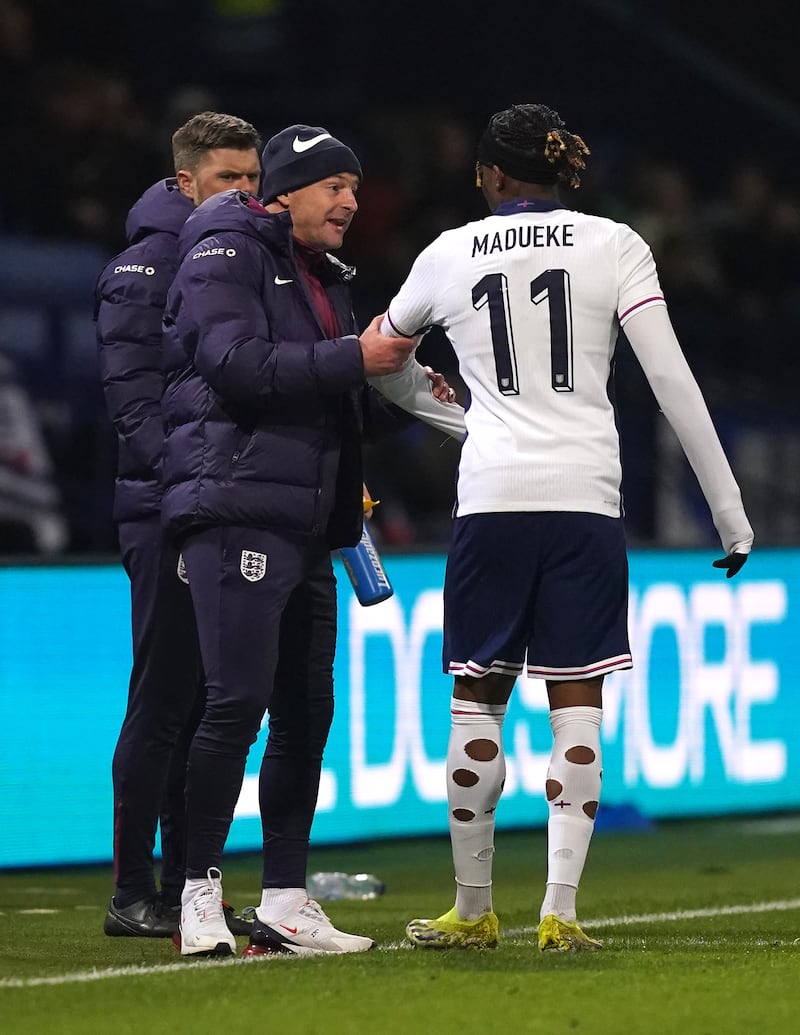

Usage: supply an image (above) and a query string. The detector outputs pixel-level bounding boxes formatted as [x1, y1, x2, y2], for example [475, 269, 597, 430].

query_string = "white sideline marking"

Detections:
[578, 897, 800, 930]
[736, 817, 800, 836]
[0, 958, 246, 987]
[3, 898, 800, 988]
[501, 897, 800, 939]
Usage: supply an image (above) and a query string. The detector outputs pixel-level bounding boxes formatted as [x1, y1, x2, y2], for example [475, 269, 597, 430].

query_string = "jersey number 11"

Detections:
[472, 269, 574, 395]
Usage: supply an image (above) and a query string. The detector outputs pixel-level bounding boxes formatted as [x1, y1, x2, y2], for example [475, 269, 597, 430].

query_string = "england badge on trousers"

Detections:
[240, 550, 267, 581]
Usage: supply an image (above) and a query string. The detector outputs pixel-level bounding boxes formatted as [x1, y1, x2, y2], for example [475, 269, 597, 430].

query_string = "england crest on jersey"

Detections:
[240, 550, 267, 582]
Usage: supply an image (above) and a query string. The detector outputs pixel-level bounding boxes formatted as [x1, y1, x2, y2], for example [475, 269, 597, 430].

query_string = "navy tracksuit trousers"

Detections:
[180, 524, 336, 889]
[112, 517, 204, 904]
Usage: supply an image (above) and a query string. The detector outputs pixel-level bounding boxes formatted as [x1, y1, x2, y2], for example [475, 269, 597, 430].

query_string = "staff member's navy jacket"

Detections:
[162, 190, 410, 549]
[95, 179, 194, 521]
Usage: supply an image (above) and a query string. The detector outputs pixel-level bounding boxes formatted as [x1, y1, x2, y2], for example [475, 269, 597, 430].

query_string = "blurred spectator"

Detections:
[706, 162, 778, 311]
[402, 111, 485, 243]
[0, 0, 35, 122]
[0, 0, 38, 231]
[0, 352, 68, 553]
[703, 163, 800, 400]
[152, 85, 224, 171]
[9, 63, 162, 250]
[627, 161, 699, 257]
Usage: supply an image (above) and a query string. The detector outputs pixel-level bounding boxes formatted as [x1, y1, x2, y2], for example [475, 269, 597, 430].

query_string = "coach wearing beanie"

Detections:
[261, 123, 362, 201]
[160, 121, 463, 959]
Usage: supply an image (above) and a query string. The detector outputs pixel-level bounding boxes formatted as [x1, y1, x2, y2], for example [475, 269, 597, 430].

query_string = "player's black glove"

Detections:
[712, 551, 748, 578]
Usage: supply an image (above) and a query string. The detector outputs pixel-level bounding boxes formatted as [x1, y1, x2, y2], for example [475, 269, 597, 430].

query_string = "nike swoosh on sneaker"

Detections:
[292, 132, 332, 153]
[280, 925, 299, 934]
[274, 276, 293, 285]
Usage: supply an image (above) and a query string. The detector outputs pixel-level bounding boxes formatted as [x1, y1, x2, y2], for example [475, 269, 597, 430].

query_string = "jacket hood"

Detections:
[177, 189, 290, 260]
[125, 178, 194, 245]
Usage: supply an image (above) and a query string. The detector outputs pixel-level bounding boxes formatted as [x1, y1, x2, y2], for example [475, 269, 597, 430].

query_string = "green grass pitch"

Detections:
[2, 817, 800, 1034]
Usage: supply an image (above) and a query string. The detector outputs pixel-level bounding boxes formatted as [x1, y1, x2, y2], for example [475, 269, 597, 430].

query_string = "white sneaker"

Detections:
[242, 896, 375, 957]
[178, 867, 237, 957]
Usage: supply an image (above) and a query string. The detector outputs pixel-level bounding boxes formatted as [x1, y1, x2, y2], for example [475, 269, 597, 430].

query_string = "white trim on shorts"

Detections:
[448, 658, 524, 678]
[527, 653, 633, 681]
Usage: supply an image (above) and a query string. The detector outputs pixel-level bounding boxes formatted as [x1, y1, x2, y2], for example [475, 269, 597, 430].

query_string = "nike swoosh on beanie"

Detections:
[292, 132, 332, 153]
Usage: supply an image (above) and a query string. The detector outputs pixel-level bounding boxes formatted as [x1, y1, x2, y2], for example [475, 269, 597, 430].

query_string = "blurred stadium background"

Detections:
[1, 0, 798, 554]
[1, 0, 799, 869]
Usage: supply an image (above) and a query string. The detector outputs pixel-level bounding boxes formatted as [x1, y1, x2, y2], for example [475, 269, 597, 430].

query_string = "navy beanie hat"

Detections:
[261, 124, 362, 201]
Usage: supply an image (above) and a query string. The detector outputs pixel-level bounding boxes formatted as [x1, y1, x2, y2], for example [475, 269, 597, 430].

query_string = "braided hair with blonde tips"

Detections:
[476, 103, 590, 190]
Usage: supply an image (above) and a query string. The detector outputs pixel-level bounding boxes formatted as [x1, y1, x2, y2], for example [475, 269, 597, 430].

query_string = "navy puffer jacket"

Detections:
[162, 190, 410, 548]
[95, 179, 193, 521]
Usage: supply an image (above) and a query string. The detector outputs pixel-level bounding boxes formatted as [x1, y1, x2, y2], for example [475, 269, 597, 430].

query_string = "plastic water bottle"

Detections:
[307, 871, 386, 901]
[339, 522, 394, 606]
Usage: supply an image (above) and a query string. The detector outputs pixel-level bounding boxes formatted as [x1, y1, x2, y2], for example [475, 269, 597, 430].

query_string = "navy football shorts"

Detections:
[443, 511, 632, 681]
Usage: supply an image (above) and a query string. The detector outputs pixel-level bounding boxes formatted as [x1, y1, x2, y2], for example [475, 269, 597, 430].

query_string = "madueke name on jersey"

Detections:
[472, 223, 574, 258]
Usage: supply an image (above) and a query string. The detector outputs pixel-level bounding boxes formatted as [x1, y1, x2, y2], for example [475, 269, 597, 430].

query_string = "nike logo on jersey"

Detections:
[292, 132, 331, 153]
[280, 925, 299, 934]
[274, 276, 293, 285]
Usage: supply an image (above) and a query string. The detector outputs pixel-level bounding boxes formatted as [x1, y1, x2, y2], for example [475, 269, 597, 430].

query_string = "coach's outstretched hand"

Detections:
[359, 315, 416, 376]
[712, 551, 749, 578]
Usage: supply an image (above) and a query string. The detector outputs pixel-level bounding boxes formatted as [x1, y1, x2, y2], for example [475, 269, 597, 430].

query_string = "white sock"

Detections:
[541, 706, 602, 922]
[455, 880, 493, 920]
[257, 887, 307, 923]
[447, 696, 506, 920]
[540, 881, 577, 922]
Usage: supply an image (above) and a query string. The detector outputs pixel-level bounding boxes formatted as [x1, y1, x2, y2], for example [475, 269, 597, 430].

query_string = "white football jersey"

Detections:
[384, 202, 665, 517]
